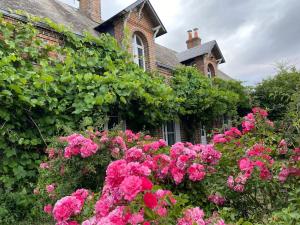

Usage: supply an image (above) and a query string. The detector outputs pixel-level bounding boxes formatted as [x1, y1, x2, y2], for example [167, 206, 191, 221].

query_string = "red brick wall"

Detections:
[157, 66, 173, 80]
[113, 8, 157, 72]
[79, 0, 101, 23]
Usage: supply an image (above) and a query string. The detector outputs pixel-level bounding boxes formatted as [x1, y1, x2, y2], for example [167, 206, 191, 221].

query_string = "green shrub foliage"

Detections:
[253, 66, 300, 121]
[0, 13, 178, 223]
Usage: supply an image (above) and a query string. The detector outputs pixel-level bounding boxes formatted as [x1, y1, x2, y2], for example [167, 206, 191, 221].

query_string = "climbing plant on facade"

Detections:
[0, 13, 178, 223]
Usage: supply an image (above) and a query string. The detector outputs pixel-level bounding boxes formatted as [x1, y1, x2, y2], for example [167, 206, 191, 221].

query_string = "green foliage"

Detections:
[172, 66, 240, 121]
[282, 92, 300, 146]
[267, 187, 300, 225]
[171, 66, 245, 141]
[213, 78, 251, 116]
[0, 13, 176, 223]
[0, 12, 249, 223]
[253, 66, 300, 120]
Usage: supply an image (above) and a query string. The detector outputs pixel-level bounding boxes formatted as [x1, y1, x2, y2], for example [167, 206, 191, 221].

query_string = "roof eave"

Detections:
[94, 0, 167, 37]
[212, 41, 226, 64]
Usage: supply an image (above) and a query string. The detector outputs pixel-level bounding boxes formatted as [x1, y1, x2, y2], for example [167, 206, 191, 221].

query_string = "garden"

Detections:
[0, 13, 299, 225]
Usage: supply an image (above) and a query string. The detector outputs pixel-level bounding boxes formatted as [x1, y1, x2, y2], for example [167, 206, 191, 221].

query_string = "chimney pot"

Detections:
[186, 27, 201, 49]
[187, 30, 193, 40]
[79, 0, 101, 23]
[193, 28, 199, 38]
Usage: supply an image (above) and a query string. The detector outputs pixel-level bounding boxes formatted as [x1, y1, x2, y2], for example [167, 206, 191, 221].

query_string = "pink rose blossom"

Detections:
[40, 162, 49, 169]
[187, 163, 206, 181]
[120, 175, 142, 201]
[46, 184, 55, 193]
[213, 134, 228, 144]
[227, 176, 234, 189]
[43, 204, 52, 215]
[53, 196, 82, 222]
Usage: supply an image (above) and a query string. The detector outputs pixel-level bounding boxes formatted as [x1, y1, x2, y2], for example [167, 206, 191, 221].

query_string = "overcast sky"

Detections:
[61, 0, 300, 85]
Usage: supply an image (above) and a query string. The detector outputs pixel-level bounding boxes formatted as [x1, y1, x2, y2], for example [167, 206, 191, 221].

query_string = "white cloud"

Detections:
[58, 0, 300, 85]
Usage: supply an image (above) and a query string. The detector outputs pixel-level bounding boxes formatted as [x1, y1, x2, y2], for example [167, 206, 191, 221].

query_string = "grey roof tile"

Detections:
[217, 70, 233, 80]
[155, 43, 181, 69]
[176, 40, 225, 64]
[0, 0, 99, 36]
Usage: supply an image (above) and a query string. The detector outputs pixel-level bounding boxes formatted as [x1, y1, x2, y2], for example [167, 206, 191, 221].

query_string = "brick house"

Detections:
[0, 0, 232, 144]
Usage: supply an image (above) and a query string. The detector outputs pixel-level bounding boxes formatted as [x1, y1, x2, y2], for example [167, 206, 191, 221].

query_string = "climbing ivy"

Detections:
[171, 66, 242, 141]
[0, 13, 178, 223]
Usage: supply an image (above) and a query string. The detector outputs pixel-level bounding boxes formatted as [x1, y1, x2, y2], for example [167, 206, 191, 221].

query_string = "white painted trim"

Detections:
[175, 120, 181, 143]
[132, 34, 146, 71]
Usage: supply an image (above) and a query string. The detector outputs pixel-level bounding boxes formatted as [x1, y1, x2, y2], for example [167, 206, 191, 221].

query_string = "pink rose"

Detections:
[43, 204, 52, 215]
[46, 184, 55, 193]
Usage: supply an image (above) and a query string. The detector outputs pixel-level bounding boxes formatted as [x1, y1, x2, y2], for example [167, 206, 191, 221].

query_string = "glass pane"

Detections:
[136, 36, 142, 46]
[167, 133, 175, 146]
[138, 48, 144, 68]
[139, 59, 144, 69]
[167, 121, 175, 132]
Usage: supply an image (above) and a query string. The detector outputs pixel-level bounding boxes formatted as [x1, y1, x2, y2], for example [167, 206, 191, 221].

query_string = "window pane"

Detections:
[136, 36, 142, 46]
[167, 121, 175, 132]
[138, 48, 144, 68]
[139, 59, 144, 68]
[167, 133, 175, 146]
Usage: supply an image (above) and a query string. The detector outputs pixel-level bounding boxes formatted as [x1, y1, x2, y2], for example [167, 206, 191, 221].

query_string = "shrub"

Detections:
[0, 12, 177, 223]
[36, 108, 299, 224]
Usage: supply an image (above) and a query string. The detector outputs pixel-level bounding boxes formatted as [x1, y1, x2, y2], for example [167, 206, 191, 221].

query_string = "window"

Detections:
[132, 34, 146, 70]
[200, 123, 207, 144]
[163, 121, 181, 146]
[207, 64, 215, 79]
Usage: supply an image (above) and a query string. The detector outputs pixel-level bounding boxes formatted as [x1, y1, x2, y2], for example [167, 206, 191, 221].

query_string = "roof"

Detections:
[0, 0, 99, 36]
[155, 44, 181, 69]
[217, 70, 233, 80]
[95, 0, 167, 37]
[176, 40, 225, 64]
[155, 44, 233, 80]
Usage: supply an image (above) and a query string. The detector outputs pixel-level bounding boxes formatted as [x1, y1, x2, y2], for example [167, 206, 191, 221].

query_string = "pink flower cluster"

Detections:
[278, 148, 300, 182]
[48, 130, 223, 224]
[213, 127, 242, 144]
[177, 207, 206, 225]
[208, 194, 225, 206]
[89, 158, 176, 225]
[228, 144, 274, 192]
[61, 134, 99, 158]
[142, 139, 167, 152]
[242, 108, 273, 133]
[242, 113, 255, 133]
[52, 189, 89, 224]
[177, 207, 226, 225]
[252, 107, 268, 117]
[147, 142, 221, 184]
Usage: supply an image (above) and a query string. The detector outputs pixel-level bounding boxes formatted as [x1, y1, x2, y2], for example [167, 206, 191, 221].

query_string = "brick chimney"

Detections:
[186, 28, 201, 49]
[79, 0, 101, 23]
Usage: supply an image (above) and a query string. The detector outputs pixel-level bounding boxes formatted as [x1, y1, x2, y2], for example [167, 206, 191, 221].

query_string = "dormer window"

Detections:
[132, 34, 146, 70]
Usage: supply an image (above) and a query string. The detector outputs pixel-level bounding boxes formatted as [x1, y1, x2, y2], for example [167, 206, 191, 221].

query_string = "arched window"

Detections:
[207, 64, 215, 79]
[132, 34, 146, 70]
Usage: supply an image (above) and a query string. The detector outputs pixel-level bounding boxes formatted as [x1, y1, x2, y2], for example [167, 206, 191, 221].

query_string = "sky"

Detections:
[61, 0, 300, 85]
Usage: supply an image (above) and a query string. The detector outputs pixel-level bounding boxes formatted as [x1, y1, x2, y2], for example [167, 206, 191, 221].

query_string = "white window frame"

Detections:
[162, 120, 181, 146]
[200, 123, 207, 145]
[132, 34, 146, 71]
[207, 66, 213, 79]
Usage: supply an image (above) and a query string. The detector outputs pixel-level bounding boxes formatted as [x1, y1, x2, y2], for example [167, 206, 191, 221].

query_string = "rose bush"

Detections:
[36, 108, 300, 224]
